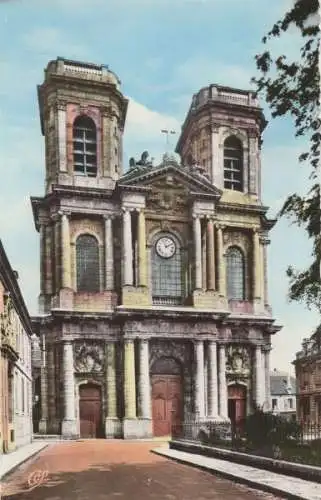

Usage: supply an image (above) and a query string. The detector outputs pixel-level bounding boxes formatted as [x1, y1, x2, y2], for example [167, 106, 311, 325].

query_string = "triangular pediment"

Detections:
[118, 159, 222, 198]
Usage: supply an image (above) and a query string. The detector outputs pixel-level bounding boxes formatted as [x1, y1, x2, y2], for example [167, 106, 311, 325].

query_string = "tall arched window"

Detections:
[73, 115, 97, 177]
[226, 246, 245, 300]
[151, 233, 183, 305]
[223, 136, 243, 191]
[76, 234, 100, 292]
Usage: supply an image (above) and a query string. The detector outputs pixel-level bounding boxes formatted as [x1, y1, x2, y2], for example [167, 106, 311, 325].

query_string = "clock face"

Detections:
[156, 236, 176, 259]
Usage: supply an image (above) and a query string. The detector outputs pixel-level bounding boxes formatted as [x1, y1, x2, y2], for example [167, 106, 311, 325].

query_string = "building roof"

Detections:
[270, 370, 296, 395]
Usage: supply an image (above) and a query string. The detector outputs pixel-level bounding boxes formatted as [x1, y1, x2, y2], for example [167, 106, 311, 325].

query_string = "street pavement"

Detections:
[0, 440, 282, 499]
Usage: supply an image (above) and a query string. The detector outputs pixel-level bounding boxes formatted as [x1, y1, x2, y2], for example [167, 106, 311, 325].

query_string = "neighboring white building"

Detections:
[270, 369, 296, 420]
[0, 240, 33, 454]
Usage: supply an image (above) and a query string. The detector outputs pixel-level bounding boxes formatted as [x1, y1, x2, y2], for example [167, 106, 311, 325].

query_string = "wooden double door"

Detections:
[79, 383, 102, 438]
[152, 375, 183, 437]
[228, 384, 246, 432]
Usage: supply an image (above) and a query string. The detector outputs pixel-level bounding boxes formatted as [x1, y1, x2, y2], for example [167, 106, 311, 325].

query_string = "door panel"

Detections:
[79, 384, 101, 438]
[152, 375, 182, 437]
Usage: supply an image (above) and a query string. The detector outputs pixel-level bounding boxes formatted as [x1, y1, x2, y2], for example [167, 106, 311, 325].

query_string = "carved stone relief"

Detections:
[74, 341, 104, 373]
[226, 344, 251, 379]
[147, 180, 189, 214]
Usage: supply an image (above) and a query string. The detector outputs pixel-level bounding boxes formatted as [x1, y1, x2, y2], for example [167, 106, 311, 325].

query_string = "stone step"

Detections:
[33, 434, 62, 440]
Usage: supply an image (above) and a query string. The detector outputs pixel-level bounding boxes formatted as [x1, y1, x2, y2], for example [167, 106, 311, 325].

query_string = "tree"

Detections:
[252, 0, 320, 330]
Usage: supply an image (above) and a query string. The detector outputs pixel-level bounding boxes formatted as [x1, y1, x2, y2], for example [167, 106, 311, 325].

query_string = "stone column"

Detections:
[194, 340, 205, 418]
[38, 335, 48, 433]
[193, 215, 202, 289]
[53, 215, 60, 293]
[211, 124, 220, 186]
[138, 210, 147, 287]
[45, 225, 53, 296]
[104, 216, 114, 290]
[255, 345, 264, 409]
[139, 340, 152, 437]
[105, 342, 120, 437]
[202, 222, 207, 290]
[122, 209, 133, 286]
[123, 340, 136, 419]
[57, 103, 67, 172]
[39, 224, 46, 295]
[253, 229, 261, 300]
[263, 345, 271, 411]
[262, 239, 270, 305]
[218, 344, 228, 419]
[47, 345, 56, 431]
[207, 219, 215, 290]
[208, 341, 218, 417]
[61, 340, 77, 437]
[217, 225, 226, 297]
[61, 213, 71, 289]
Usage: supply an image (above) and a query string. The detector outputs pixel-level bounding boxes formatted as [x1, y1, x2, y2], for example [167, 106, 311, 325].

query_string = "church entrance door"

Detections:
[152, 374, 182, 437]
[79, 383, 102, 438]
[228, 384, 246, 433]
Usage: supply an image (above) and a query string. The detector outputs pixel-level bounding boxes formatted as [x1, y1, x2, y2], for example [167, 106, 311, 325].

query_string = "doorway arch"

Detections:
[151, 357, 183, 437]
[79, 382, 102, 438]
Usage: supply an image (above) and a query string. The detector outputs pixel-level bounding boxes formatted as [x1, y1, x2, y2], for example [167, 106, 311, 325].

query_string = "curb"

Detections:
[151, 448, 308, 500]
[1, 443, 49, 481]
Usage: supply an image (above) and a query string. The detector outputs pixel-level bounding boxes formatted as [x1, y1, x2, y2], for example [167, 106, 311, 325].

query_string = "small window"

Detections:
[272, 398, 277, 409]
[73, 115, 97, 177]
[226, 246, 245, 300]
[76, 234, 100, 292]
[224, 136, 243, 191]
[288, 398, 293, 409]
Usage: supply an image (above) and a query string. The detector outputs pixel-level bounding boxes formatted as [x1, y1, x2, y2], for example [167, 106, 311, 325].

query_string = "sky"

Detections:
[0, 0, 319, 374]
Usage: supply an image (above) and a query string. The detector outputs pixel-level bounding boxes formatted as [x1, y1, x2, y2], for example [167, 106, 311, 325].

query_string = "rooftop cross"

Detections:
[161, 129, 176, 150]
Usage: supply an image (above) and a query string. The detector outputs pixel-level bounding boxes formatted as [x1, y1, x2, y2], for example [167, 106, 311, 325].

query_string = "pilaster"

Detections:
[123, 339, 137, 438]
[206, 219, 215, 291]
[38, 336, 48, 434]
[61, 212, 72, 289]
[263, 344, 271, 411]
[57, 102, 67, 172]
[216, 225, 226, 297]
[207, 341, 218, 418]
[138, 209, 147, 287]
[138, 339, 153, 437]
[105, 342, 121, 437]
[193, 215, 202, 290]
[253, 229, 261, 300]
[104, 216, 114, 290]
[255, 345, 264, 409]
[61, 340, 77, 438]
[194, 340, 205, 418]
[218, 344, 228, 419]
[122, 208, 133, 286]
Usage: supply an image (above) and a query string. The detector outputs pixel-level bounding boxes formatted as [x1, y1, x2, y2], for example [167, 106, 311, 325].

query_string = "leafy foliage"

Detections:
[244, 409, 301, 448]
[252, 0, 321, 323]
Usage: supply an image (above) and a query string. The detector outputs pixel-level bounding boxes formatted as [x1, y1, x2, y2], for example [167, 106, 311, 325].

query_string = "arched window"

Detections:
[151, 233, 183, 305]
[73, 115, 97, 177]
[76, 234, 100, 292]
[226, 246, 245, 300]
[223, 136, 243, 191]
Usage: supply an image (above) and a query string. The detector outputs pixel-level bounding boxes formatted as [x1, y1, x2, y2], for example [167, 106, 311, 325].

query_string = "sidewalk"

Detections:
[0, 441, 49, 480]
[153, 446, 321, 500]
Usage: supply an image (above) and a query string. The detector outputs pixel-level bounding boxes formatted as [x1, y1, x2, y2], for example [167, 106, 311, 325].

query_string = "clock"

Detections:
[156, 236, 176, 259]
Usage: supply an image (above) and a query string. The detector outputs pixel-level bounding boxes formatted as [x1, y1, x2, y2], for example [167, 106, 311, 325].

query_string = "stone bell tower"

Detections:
[32, 58, 128, 314]
[37, 57, 128, 193]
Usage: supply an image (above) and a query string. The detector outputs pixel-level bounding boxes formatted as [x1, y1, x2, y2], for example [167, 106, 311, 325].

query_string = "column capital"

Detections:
[58, 210, 71, 218]
[192, 213, 201, 220]
[103, 213, 115, 221]
[215, 223, 225, 230]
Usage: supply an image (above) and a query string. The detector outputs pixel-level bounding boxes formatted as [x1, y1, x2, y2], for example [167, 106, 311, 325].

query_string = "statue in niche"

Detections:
[74, 342, 104, 373]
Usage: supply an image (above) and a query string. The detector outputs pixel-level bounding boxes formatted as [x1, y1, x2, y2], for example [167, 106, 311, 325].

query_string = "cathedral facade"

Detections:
[31, 57, 281, 439]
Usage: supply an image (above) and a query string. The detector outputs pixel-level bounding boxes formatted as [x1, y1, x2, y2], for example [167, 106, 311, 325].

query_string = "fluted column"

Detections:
[207, 219, 215, 290]
[122, 209, 133, 286]
[253, 229, 261, 300]
[193, 215, 202, 289]
[138, 210, 147, 287]
[255, 345, 264, 409]
[124, 340, 136, 418]
[194, 340, 205, 418]
[218, 344, 228, 418]
[106, 343, 117, 418]
[208, 341, 218, 417]
[61, 213, 71, 289]
[217, 225, 226, 296]
[104, 216, 114, 290]
[139, 339, 151, 418]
